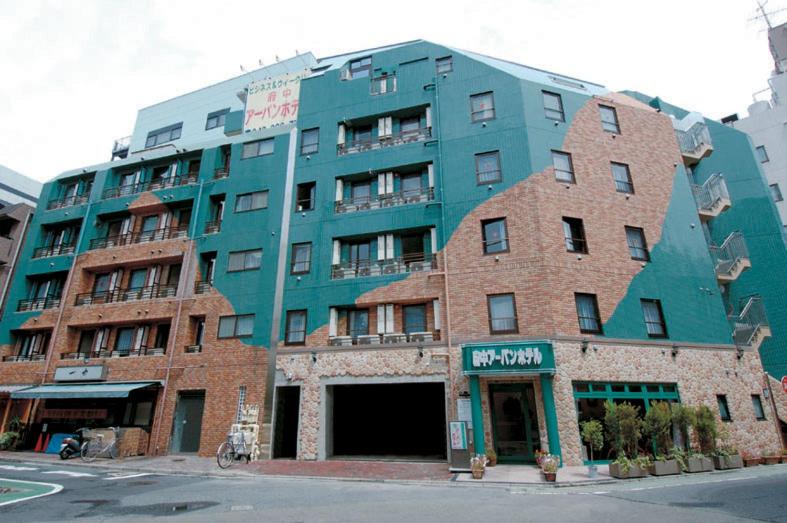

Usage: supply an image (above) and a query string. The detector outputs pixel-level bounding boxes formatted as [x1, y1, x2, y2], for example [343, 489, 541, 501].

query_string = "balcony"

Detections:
[88, 225, 187, 250]
[185, 344, 203, 353]
[335, 187, 435, 214]
[674, 117, 713, 165]
[331, 253, 438, 280]
[74, 283, 177, 306]
[111, 136, 131, 161]
[17, 296, 61, 312]
[214, 168, 230, 180]
[0, 235, 13, 264]
[47, 193, 89, 210]
[370, 74, 397, 95]
[337, 127, 432, 156]
[730, 296, 771, 351]
[60, 345, 166, 360]
[2, 353, 46, 362]
[204, 220, 221, 234]
[194, 280, 213, 294]
[692, 173, 731, 221]
[33, 243, 76, 259]
[328, 331, 441, 346]
[709, 231, 751, 283]
[101, 173, 197, 200]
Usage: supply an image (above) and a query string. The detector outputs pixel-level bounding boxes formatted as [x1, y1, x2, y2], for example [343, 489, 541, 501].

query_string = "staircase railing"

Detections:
[709, 231, 748, 276]
[691, 173, 729, 213]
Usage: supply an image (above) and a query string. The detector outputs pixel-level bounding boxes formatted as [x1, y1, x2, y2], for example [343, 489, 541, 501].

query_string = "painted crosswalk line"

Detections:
[41, 470, 96, 478]
[0, 465, 38, 471]
[104, 473, 153, 481]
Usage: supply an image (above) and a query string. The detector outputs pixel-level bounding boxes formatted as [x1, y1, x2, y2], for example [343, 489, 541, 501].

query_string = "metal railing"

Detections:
[185, 344, 203, 353]
[214, 168, 230, 179]
[691, 173, 730, 213]
[370, 74, 397, 95]
[2, 353, 46, 362]
[331, 252, 438, 280]
[194, 280, 213, 294]
[676, 122, 712, 156]
[47, 193, 89, 210]
[60, 345, 166, 359]
[88, 225, 188, 250]
[328, 330, 440, 346]
[112, 136, 131, 157]
[335, 187, 435, 213]
[102, 173, 198, 199]
[709, 231, 749, 277]
[74, 283, 177, 306]
[204, 220, 222, 234]
[32, 243, 76, 259]
[337, 126, 431, 156]
[730, 296, 769, 347]
[17, 296, 62, 312]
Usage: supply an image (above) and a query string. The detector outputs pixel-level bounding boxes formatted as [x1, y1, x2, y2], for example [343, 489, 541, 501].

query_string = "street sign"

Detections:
[781, 375, 786, 394]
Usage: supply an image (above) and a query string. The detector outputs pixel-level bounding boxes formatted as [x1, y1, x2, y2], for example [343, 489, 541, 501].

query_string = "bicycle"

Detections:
[216, 431, 251, 469]
[80, 427, 119, 462]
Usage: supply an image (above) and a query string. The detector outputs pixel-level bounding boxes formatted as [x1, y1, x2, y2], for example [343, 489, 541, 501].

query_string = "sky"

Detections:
[0, 0, 781, 182]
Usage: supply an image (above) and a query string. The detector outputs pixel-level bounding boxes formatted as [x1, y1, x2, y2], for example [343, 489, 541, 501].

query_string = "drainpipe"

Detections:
[0, 209, 34, 317]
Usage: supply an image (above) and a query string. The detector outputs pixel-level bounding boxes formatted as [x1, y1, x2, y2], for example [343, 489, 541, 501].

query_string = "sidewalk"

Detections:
[454, 464, 614, 486]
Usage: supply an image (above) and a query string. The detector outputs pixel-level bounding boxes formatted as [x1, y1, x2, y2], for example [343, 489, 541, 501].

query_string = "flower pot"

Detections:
[544, 472, 557, 482]
[472, 468, 484, 479]
[763, 455, 781, 465]
[743, 457, 760, 467]
[587, 465, 598, 478]
[486, 456, 497, 467]
[609, 463, 649, 479]
[649, 459, 681, 476]
[687, 456, 714, 473]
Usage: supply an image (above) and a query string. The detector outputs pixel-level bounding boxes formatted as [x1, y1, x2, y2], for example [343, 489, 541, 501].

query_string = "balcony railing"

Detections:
[194, 280, 213, 294]
[709, 231, 750, 281]
[102, 173, 198, 200]
[17, 296, 62, 312]
[730, 296, 770, 348]
[2, 353, 46, 362]
[328, 330, 440, 346]
[112, 136, 131, 160]
[335, 187, 435, 214]
[185, 344, 203, 353]
[74, 283, 177, 306]
[337, 126, 431, 156]
[691, 173, 730, 219]
[32, 243, 76, 259]
[676, 122, 713, 163]
[370, 74, 397, 95]
[331, 253, 437, 280]
[204, 220, 222, 234]
[47, 193, 89, 210]
[88, 225, 188, 250]
[60, 345, 166, 360]
[214, 168, 230, 180]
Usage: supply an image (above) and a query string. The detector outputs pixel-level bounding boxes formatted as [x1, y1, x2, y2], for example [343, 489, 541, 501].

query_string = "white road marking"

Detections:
[592, 491, 609, 495]
[0, 478, 63, 507]
[104, 473, 152, 481]
[42, 470, 96, 478]
[231, 505, 254, 511]
[0, 465, 37, 471]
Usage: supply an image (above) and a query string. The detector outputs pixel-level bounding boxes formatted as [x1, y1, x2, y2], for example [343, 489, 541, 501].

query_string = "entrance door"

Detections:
[489, 383, 541, 463]
[272, 386, 300, 459]
[171, 391, 205, 453]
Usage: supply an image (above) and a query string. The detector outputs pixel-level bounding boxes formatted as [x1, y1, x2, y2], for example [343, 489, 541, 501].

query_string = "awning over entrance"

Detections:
[0, 384, 34, 394]
[11, 382, 160, 399]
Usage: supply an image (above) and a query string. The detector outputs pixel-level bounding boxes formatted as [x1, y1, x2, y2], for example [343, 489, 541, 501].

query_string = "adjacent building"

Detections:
[1, 41, 784, 465]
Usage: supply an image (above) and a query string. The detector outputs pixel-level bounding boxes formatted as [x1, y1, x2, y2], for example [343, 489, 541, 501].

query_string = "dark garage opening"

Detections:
[330, 382, 447, 460]
[273, 386, 300, 459]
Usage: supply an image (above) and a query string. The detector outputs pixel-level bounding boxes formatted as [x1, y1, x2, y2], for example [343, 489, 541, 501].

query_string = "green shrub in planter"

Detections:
[671, 403, 695, 452]
[694, 406, 718, 456]
[0, 431, 19, 450]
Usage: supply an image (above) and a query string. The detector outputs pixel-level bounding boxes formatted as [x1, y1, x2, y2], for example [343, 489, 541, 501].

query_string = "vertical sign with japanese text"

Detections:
[244, 69, 310, 131]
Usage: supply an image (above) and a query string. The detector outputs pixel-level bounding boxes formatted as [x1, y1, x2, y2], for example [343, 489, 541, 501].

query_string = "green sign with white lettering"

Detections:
[461, 341, 555, 375]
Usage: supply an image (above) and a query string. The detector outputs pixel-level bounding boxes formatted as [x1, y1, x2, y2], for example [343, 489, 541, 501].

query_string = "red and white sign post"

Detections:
[781, 375, 787, 394]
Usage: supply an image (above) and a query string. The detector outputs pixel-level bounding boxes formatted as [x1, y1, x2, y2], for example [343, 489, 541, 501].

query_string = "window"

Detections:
[235, 191, 268, 212]
[349, 56, 372, 79]
[228, 249, 262, 272]
[475, 151, 502, 184]
[301, 128, 319, 155]
[296, 182, 316, 211]
[575, 293, 602, 334]
[482, 218, 509, 254]
[552, 151, 575, 183]
[205, 108, 230, 130]
[470, 92, 495, 122]
[641, 299, 667, 338]
[348, 309, 370, 337]
[752, 395, 766, 420]
[543, 91, 565, 122]
[770, 183, 783, 202]
[241, 138, 274, 159]
[756, 145, 769, 163]
[403, 305, 427, 334]
[436, 56, 453, 74]
[563, 217, 588, 253]
[717, 394, 731, 421]
[354, 125, 372, 144]
[114, 327, 135, 354]
[285, 310, 307, 345]
[487, 294, 518, 334]
[351, 181, 371, 204]
[218, 314, 254, 338]
[145, 123, 182, 148]
[611, 162, 634, 194]
[599, 105, 620, 133]
[400, 116, 421, 135]
[291, 243, 312, 274]
[625, 226, 650, 261]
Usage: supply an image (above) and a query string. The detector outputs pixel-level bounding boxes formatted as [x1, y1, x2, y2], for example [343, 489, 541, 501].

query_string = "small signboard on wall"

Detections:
[457, 398, 472, 423]
[449, 421, 468, 450]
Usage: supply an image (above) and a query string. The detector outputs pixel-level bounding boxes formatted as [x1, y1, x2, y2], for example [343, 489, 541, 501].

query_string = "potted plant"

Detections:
[762, 449, 783, 465]
[693, 406, 718, 456]
[644, 402, 680, 476]
[470, 455, 487, 479]
[686, 450, 714, 473]
[712, 426, 742, 469]
[610, 454, 651, 479]
[671, 404, 695, 453]
[605, 401, 650, 479]
[535, 449, 548, 468]
[541, 454, 559, 482]
[485, 448, 497, 467]
[580, 419, 604, 478]
[742, 452, 761, 467]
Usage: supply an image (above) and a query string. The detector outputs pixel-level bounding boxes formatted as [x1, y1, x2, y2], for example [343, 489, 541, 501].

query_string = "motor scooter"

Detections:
[59, 428, 86, 460]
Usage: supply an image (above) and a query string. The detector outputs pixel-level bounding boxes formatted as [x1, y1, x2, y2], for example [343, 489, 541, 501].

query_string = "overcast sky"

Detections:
[0, 0, 780, 182]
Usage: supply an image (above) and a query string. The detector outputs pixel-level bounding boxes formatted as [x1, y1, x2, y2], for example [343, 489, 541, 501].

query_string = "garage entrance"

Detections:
[328, 382, 447, 460]
[272, 386, 300, 459]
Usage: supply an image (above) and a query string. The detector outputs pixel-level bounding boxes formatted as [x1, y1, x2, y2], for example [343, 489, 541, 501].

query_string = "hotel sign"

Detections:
[54, 365, 107, 382]
[462, 341, 555, 375]
[244, 69, 310, 131]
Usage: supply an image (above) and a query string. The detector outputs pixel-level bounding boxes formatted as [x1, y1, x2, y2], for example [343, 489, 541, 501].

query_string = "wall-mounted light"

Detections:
[311, 352, 317, 364]
[671, 344, 679, 357]
[581, 339, 589, 353]
[418, 347, 424, 358]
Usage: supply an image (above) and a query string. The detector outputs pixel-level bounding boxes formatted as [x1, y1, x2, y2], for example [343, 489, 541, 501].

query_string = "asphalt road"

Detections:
[1, 458, 787, 522]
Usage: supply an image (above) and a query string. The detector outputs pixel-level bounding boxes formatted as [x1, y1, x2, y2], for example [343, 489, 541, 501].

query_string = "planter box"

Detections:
[687, 456, 714, 473]
[609, 463, 649, 479]
[712, 455, 743, 470]
[763, 455, 781, 465]
[543, 472, 556, 482]
[743, 457, 760, 467]
[649, 459, 681, 476]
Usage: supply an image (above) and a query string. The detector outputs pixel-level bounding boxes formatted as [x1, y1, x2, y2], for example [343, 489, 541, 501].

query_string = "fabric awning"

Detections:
[0, 384, 33, 394]
[11, 382, 159, 399]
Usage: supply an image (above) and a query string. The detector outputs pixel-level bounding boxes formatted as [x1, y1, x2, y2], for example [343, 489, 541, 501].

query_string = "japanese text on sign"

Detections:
[244, 69, 310, 131]
[471, 347, 543, 368]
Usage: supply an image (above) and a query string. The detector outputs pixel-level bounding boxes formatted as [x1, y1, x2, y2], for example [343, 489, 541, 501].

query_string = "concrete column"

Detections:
[469, 375, 484, 455]
[540, 374, 562, 465]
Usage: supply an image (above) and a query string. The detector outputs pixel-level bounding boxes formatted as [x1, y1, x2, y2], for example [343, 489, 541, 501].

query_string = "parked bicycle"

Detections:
[216, 430, 251, 469]
[80, 427, 119, 462]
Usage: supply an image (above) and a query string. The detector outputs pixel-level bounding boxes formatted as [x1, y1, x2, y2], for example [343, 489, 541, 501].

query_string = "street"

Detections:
[1, 459, 787, 522]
